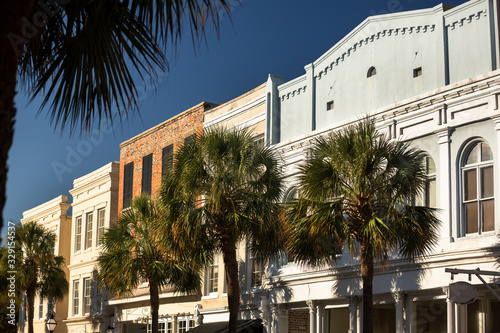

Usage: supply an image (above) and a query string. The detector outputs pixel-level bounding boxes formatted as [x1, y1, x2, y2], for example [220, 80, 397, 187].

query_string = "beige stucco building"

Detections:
[19, 195, 72, 333]
[64, 162, 119, 333]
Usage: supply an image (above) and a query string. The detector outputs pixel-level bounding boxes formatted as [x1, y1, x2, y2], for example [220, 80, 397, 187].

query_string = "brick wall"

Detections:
[117, 102, 217, 213]
[288, 309, 308, 333]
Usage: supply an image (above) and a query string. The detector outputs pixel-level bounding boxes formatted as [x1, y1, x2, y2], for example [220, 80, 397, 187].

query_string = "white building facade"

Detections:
[65, 162, 119, 333]
[261, 0, 500, 332]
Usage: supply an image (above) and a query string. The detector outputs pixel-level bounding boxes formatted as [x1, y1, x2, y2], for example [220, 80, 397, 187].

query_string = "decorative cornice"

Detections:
[280, 86, 307, 101]
[315, 24, 435, 81]
[445, 9, 487, 30]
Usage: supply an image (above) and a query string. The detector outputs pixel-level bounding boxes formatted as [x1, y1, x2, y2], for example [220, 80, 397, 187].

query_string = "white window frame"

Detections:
[85, 212, 93, 250]
[460, 141, 495, 236]
[75, 216, 82, 252]
[177, 316, 195, 332]
[97, 208, 106, 247]
[38, 296, 43, 320]
[250, 256, 263, 289]
[73, 280, 80, 316]
[83, 277, 91, 314]
[204, 264, 218, 298]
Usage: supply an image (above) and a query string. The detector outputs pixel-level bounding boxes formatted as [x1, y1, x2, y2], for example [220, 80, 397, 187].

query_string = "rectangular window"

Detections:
[413, 67, 422, 77]
[142, 154, 153, 196]
[123, 162, 134, 209]
[251, 258, 262, 288]
[97, 208, 105, 247]
[38, 297, 43, 320]
[148, 321, 171, 333]
[75, 216, 82, 252]
[184, 134, 195, 146]
[96, 287, 102, 314]
[465, 202, 479, 234]
[162, 144, 174, 177]
[85, 212, 93, 250]
[326, 100, 334, 111]
[83, 277, 91, 314]
[73, 280, 80, 316]
[207, 265, 218, 294]
[178, 320, 187, 333]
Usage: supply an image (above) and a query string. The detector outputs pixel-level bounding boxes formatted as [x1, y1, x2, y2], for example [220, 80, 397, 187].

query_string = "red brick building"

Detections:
[118, 102, 217, 212]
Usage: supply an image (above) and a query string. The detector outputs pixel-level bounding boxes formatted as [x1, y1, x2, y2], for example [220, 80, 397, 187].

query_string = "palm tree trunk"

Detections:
[221, 238, 240, 333]
[26, 287, 35, 333]
[360, 246, 374, 333]
[0, 0, 35, 234]
[150, 282, 160, 333]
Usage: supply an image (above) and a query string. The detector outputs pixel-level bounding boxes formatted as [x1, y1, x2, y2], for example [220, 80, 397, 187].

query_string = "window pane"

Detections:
[123, 162, 134, 208]
[426, 157, 436, 174]
[481, 166, 494, 198]
[426, 178, 436, 208]
[83, 278, 91, 314]
[482, 199, 495, 232]
[464, 169, 477, 201]
[75, 217, 82, 252]
[73, 280, 80, 315]
[465, 202, 479, 234]
[466, 144, 479, 164]
[97, 208, 105, 246]
[142, 154, 153, 196]
[481, 143, 493, 161]
[85, 213, 93, 249]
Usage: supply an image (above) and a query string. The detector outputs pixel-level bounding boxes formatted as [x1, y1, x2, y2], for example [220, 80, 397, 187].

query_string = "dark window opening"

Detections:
[184, 134, 195, 146]
[162, 144, 174, 177]
[123, 162, 134, 208]
[142, 154, 153, 196]
[327, 101, 334, 111]
[367, 66, 377, 77]
[413, 67, 422, 78]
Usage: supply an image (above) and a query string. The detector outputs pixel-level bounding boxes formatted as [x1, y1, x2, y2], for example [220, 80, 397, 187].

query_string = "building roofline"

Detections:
[204, 82, 267, 116]
[119, 101, 217, 148]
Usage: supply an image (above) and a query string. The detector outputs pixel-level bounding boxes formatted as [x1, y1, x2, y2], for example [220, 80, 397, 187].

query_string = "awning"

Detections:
[187, 319, 263, 333]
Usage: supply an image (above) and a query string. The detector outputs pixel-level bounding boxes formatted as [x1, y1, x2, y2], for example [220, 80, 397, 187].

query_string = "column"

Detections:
[269, 304, 278, 333]
[277, 305, 289, 333]
[445, 287, 455, 333]
[259, 297, 270, 333]
[393, 292, 406, 333]
[347, 296, 360, 333]
[436, 127, 452, 241]
[316, 303, 324, 333]
[307, 300, 317, 333]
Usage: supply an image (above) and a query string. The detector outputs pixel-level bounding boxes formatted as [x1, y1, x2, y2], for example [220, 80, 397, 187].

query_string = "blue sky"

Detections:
[3, 0, 464, 236]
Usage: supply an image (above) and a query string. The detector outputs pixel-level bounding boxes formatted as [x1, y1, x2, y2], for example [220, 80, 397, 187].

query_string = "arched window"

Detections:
[461, 141, 494, 235]
[367, 66, 377, 78]
[284, 186, 298, 202]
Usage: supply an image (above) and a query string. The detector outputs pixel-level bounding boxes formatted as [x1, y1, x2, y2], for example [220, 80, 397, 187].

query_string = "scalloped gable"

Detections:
[313, 4, 445, 78]
[274, 0, 498, 144]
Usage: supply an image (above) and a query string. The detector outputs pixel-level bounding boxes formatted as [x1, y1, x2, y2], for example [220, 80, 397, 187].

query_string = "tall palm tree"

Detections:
[160, 127, 285, 333]
[97, 195, 203, 333]
[0, 0, 231, 233]
[15, 221, 69, 333]
[286, 118, 440, 333]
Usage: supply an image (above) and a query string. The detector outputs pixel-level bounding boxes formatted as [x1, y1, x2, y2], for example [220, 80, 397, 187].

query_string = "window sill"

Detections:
[458, 231, 496, 240]
[243, 287, 262, 295]
[202, 293, 219, 300]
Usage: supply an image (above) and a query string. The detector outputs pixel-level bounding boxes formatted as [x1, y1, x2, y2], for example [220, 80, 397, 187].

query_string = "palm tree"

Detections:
[15, 221, 69, 333]
[0, 0, 232, 233]
[97, 195, 203, 333]
[160, 127, 285, 333]
[286, 118, 440, 333]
